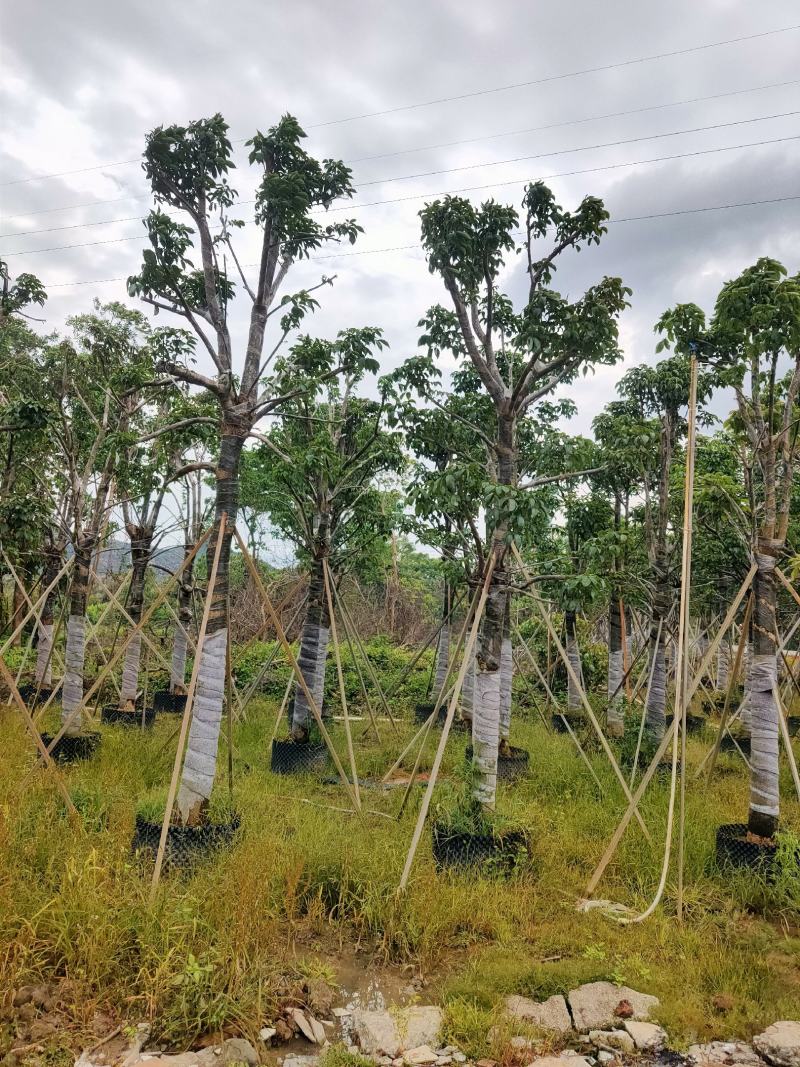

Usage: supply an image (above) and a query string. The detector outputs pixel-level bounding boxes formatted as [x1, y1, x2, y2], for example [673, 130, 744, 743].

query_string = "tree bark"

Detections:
[170, 538, 196, 693]
[290, 518, 331, 740]
[607, 596, 624, 737]
[119, 536, 151, 707]
[61, 540, 92, 735]
[177, 427, 244, 825]
[565, 609, 581, 712]
[645, 550, 669, 739]
[748, 548, 780, 837]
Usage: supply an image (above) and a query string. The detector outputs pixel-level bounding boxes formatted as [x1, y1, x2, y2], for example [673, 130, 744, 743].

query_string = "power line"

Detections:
[3, 76, 799, 225]
[36, 194, 800, 289]
[2, 22, 798, 188]
[4, 109, 798, 241]
[3, 133, 798, 257]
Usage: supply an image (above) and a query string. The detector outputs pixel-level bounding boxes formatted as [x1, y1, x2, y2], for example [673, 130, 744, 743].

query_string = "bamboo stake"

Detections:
[776, 687, 800, 801]
[1, 553, 66, 686]
[149, 516, 226, 903]
[226, 607, 234, 803]
[382, 591, 465, 702]
[27, 528, 213, 772]
[398, 553, 497, 891]
[323, 560, 360, 810]
[328, 575, 381, 742]
[512, 544, 652, 844]
[630, 619, 663, 788]
[586, 562, 756, 896]
[0, 653, 79, 817]
[270, 671, 296, 746]
[332, 583, 399, 733]
[234, 530, 360, 813]
[0, 555, 74, 659]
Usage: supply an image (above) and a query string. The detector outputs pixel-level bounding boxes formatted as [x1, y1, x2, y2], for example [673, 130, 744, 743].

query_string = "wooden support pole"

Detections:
[149, 517, 226, 903]
[234, 530, 361, 813]
[398, 553, 497, 890]
[332, 581, 399, 733]
[0, 555, 74, 659]
[323, 561, 360, 809]
[328, 574, 381, 742]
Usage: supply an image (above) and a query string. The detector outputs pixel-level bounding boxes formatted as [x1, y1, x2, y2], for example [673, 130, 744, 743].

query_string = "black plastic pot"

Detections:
[101, 705, 156, 728]
[132, 813, 239, 872]
[786, 716, 800, 736]
[551, 713, 582, 734]
[270, 738, 330, 776]
[415, 702, 446, 725]
[431, 822, 530, 871]
[152, 690, 187, 714]
[720, 734, 751, 757]
[17, 684, 53, 706]
[715, 822, 777, 873]
[465, 743, 530, 782]
[40, 731, 100, 763]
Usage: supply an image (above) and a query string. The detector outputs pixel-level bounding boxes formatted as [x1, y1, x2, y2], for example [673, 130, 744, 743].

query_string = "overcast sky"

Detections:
[2, 0, 799, 443]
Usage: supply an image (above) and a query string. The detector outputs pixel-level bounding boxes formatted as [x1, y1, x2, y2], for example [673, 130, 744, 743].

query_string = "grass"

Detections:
[0, 682, 799, 1061]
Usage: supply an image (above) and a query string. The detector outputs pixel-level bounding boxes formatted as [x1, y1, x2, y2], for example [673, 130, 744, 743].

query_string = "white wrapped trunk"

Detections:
[716, 643, 730, 691]
[499, 636, 513, 739]
[460, 652, 475, 717]
[120, 632, 142, 705]
[61, 614, 86, 735]
[434, 625, 450, 697]
[741, 643, 752, 731]
[313, 625, 330, 712]
[177, 627, 227, 822]
[645, 636, 667, 739]
[170, 625, 189, 692]
[472, 667, 500, 808]
[35, 622, 54, 688]
[566, 637, 581, 711]
[748, 655, 779, 826]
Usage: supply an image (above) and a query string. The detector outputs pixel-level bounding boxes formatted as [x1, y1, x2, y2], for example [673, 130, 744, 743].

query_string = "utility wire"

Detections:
[1, 22, 798, 187]
[3, 75, 798, 223]
[36, 194, 800, 289]
[3, 111, 798, 241]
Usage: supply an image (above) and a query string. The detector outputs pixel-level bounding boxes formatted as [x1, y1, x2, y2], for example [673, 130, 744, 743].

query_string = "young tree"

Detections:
[128, 113, 362, 823]
[240, 331, 402, 741]
[658, 258, 800, 838]
[417, 183, 628, 808]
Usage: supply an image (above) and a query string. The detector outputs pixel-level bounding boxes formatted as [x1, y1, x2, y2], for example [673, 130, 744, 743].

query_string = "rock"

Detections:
[712, 995, 735, 1013]
[687, 1041, 762, 1066]
[623, 1021, 667, 1051]
[404, 1047, 438, 1066]
[260, 1027, 277, 1042]
[292, 1008, 324, 1045]
[588, 1030, 634, 1053]
[613, 1000, 633, 1020]
[404, 1008, 444, 1050]
[306, 979, 336, 1018]
[510, 1037, 533, 1051]
[597, 1053, 614, 1064]
[567, 983, 659, 1032]
[505, 994, 572, 1034]
[452, 1055, 466, 1063]
[435, 1057, 452, 1065]
[196, 1039, 259, 1066]
[282, 1057, 321, 1067]
[528, 1058, 592, 1067]
[128, 1056, 199, 1067]
[379, 1057, 395, 1066]
[333, 1008, 352, 1018]
[11, 987, 34, 1008]
[753, 1022, 800, 1067]
[476, 1060, 498, 1067]
[354, 1010, 402, 1057]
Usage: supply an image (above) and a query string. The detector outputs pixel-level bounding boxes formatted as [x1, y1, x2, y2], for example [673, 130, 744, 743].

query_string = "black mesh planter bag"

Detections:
[431, 822, 530, 872]
[40, 732, 100, 763]
[720, 734, 751, 756]
[715, 822, 778, 874]
[465, 744, 530, 782]
[132, 814, 240, 872]
[551, 713, 583, 734]
[17, 684, 53, 706]
[415, 702, 446, 725]
[786, 716, 800, 736]
[101, 706, 156, 728]
[152, 691, 187, 714]
[270, 738, 330, 776]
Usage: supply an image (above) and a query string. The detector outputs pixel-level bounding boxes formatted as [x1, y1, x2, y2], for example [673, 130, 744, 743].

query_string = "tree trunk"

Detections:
[498, 597, 513, 748]
[170, 539, 196, 694]
[645, 551, 669, 739]
[748, 548, 780, 838]
[716, 641, 729, 692]
[565, 609, 581, 712]
[741, 631, 753, 731]
[177, 429, 244, 825]
[35, 547, 62, 688]
[61, 542, 92, 735]
[461, 645, 476, 721]
[607, 597, 624, 737]
[290, 522, 330, 740]
[11, 580, 24, 647]
[119, 537, 151, 708]
[434, 621, 450, 697]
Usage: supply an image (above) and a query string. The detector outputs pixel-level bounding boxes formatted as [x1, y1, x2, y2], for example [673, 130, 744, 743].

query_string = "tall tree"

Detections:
[128, 113, 362, 823]
[417, 183, 628, 808]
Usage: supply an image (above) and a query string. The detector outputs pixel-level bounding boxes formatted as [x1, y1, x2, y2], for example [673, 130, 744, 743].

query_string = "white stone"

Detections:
[260, 1027, 277, 1042]
[597, 1053, 614, 1064]
[452, 1055, 467, 1063]
[528, 1058, 592, 1067]
[754, 1024, 800, 1067]
[404, 1046, 438, 1066]
[623, 1021, 667, 1051]
[197, 1040, 259, 1067]
[505, 994, 572, 1034]
[293, 1008, 321, 1044]
[688, 1041, 761, 1066]
[282, 1056, 321, 1067]
[354, 1010, 402, 1057]
[588, 1030, 634, 1053]
[404, 1007, 444, 1050]
[567, 983, 659, 1032]
[333, 1008, 353, 1018]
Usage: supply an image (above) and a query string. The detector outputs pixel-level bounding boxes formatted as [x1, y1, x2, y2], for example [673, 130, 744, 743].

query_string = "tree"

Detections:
[128, 112, 362, 824]
[240, 330, 401, 740]
[658, 257, 800, 838]
[417, 183, 629, 808]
